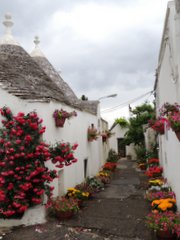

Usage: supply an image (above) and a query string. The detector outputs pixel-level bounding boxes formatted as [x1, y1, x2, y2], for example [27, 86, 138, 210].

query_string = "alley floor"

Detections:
[2, 159, 154, 240]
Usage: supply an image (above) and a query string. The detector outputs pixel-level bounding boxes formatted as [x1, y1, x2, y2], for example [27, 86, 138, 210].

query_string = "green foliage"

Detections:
[115, 117, 129, 129]
[81, 95, 88, 101]
[106, 149, 119, 163]
[123, 102, 155, 146]
[146, 143, 158, 160]
[135, 146, 147, 163]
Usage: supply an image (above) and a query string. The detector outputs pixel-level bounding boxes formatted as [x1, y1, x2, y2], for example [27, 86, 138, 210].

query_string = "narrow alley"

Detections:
[2, 159, 153, 240]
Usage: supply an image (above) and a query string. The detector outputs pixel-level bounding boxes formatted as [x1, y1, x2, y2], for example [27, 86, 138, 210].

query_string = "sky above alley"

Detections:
[0, 0, 169, 124]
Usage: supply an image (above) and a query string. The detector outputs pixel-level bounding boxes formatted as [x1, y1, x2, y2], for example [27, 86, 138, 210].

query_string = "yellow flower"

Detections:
[149, 179, 163, 185]
[68, 188, 76, 191]
[158, 202, 168, 211]
[152, 199, 161, 206]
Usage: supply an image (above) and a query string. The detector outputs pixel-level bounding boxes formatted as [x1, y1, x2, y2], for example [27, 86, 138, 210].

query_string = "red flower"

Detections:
[31, 198, 42, 204]
[24, 135, 32, 142]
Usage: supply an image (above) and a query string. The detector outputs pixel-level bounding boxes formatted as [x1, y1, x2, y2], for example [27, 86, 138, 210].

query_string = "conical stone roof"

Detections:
[0, 44, 71, 103]
[30, 37, 99, 114]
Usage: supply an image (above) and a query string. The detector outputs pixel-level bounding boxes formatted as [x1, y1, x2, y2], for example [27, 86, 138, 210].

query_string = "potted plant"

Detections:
[97, 171, 111, 184]
[146, 211, 180, 239]
[53, 109, 77, 127]
[147, 158, 159, 167]
[145, 191, 176, 202]
[159, 102, 180, 116]
[101, 132, 108, 142]
[149, 117, 169, 135]
[101, 130, 114, 143]
[102, 162, 117, 172]
[86, 176, 105, 192]
[151, 198, 177, 212]
[87, 124, 99, 142]
[49, 142, 78, 168]
[51, 196, 79, 220]
[168, 112, 180, 141]
[159, 102, 180, 140]
[66, 188, 90, 201]
[145, 166, 163, 178]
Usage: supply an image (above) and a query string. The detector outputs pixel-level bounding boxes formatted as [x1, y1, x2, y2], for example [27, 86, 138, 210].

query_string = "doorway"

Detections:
[117, 138, 126, 157]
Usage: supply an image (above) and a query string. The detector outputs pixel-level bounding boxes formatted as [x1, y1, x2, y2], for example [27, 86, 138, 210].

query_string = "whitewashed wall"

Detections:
[144, 128, 156, 152]
[99, 119, 110, 165]
[109, 124, 125, 153]
[126, 144, 137, 160]
[0, 88, 103, 225]
[155, 1, 180, 210]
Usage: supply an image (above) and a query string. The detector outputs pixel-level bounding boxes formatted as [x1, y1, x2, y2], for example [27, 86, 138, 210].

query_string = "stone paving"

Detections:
[1, 159, 155, 240]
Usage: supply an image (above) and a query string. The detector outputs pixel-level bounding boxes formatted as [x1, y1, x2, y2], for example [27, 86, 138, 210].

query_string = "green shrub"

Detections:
[106, 149, 119, 163]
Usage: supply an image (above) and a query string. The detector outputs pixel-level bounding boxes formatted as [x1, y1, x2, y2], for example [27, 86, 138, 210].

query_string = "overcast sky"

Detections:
[0, 0, 169, 124]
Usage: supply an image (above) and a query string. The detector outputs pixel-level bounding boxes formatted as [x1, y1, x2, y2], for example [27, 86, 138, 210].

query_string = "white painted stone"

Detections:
[0, 13, 19, 45]
[30, 36, 46, 57]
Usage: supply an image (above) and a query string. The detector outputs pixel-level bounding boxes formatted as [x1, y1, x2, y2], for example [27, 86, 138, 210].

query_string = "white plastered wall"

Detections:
[0, 88, 103, 225]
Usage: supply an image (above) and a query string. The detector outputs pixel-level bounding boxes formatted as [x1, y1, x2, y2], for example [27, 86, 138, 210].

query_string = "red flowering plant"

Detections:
[159, 102, 180, 134]
[101, 130, 114, 143]
[0, 107, 78, 219]
[147, 158, 159, 167]
[145, 166, 163, 178]
[53, 109, 77, 127]
[149, 117, 169, 135]
[102, 162, 117, 172]
[159, 102, 180, 116]
[50, 142, 78, 168]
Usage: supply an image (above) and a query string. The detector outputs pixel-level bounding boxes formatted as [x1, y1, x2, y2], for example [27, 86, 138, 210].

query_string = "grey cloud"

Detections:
[0, 0, 166, 108]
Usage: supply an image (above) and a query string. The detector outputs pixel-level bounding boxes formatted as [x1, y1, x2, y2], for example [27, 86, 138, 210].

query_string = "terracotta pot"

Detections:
[175, 131, 180, 141]
[55, 210, 74, 220]
[156, 230, 177, 240]
[55, 117, 66, 127]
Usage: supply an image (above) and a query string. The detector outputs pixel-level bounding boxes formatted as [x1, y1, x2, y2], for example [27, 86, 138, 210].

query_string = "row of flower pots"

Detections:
[139, 158, 180, 239]
[49, 162, 118, 220]
[53, 109, 114, 143]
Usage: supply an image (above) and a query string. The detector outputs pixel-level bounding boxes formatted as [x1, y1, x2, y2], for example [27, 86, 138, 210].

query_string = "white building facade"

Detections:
[155, 0, 180, 210]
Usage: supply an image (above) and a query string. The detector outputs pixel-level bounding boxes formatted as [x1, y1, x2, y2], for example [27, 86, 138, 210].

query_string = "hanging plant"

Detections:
[149, 117, 170, 135]
[49, 142, 78, 168]
[101, 130, 114, 142]
[87, 124, 99, 142]
[53, 109, 77, 127]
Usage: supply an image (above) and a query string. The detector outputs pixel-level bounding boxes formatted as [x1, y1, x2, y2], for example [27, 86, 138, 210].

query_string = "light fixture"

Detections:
[98, 94, 117, 100]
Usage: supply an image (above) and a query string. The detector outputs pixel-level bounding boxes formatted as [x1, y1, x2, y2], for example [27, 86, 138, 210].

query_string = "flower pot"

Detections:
[55, 210, 74, 220]
[55, 117, 66, 127]
[156, 230, 177, 240]
[175, 131, 180, 141]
